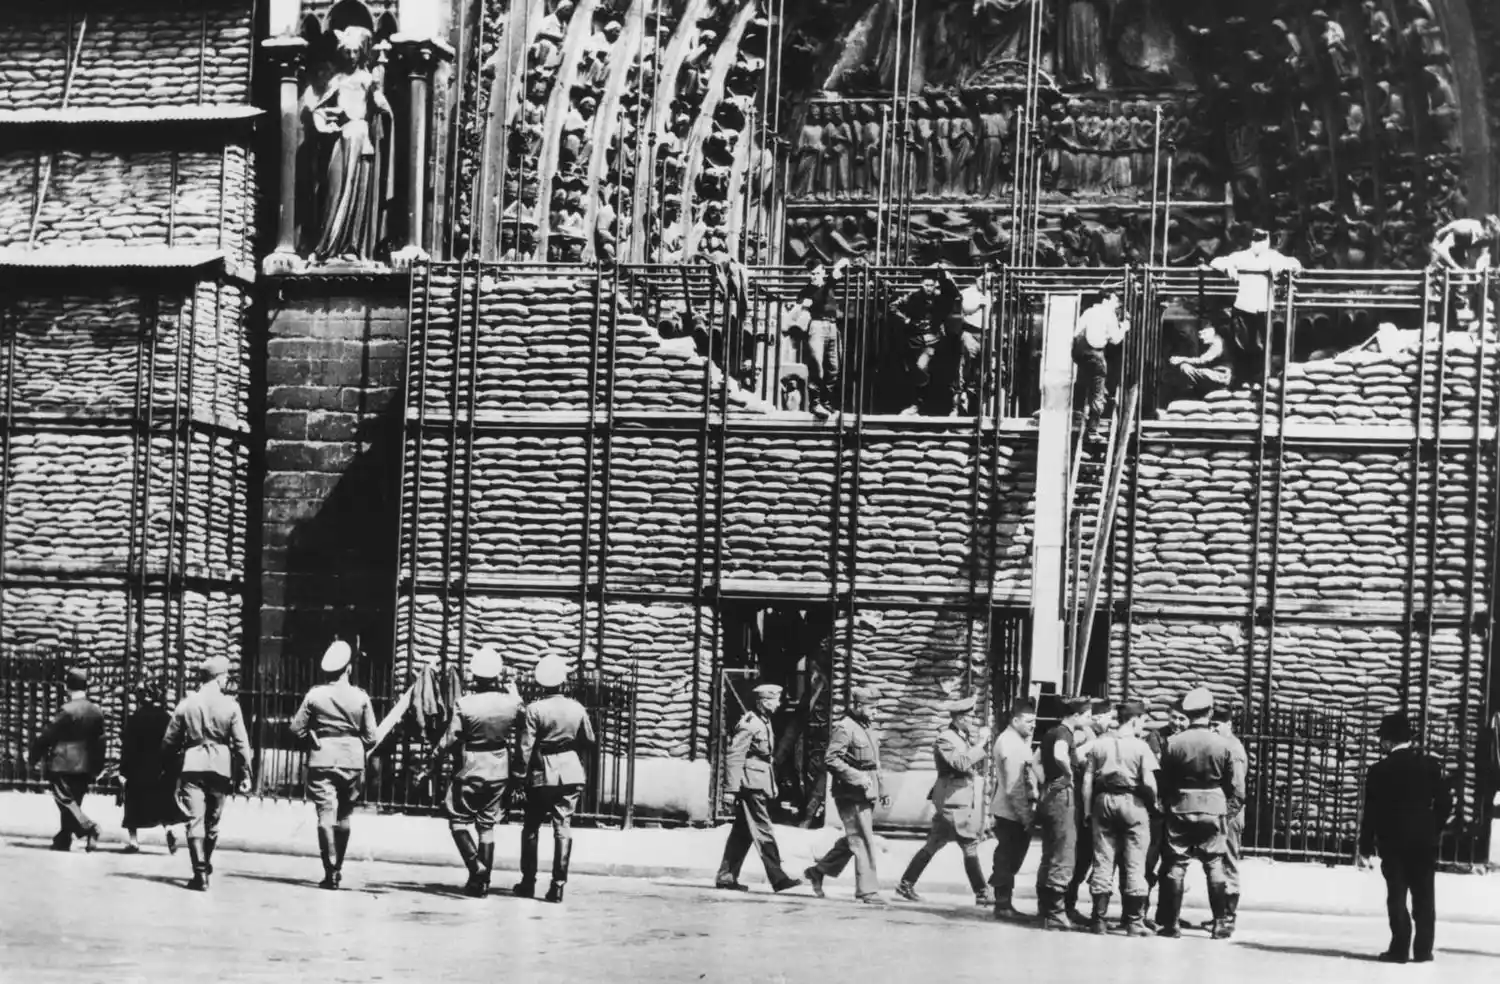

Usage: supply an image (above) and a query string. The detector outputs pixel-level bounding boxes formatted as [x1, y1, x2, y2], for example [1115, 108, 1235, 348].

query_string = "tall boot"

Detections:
[186, 837, 209, 891]
[964, 854, 994, 906]
[333, 823, 351, 886]
[896, 848, 933, 902]
[478, 841, 496, 897]
[451, 830, 481, 895]
[317, 828, 338, 890]
[203, 836, 217, 875]
[1120, 895, 1152, 937]
[1208, 884, 1233, 940]
[1038, 888, 1074, 931]
[545, 837, 572, 903]
[1223, 894, 1240, 937]
[1089, 892, 1113, 935]
[513, 827, 538, 897]
[1155, 877, 1183, 937]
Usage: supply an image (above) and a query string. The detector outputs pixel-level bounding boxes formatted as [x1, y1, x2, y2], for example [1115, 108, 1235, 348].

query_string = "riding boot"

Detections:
[1120, 895, 1153, 937]
[478, 842, 496, 896]
[1089, 892, 1112, 935]
[203, 836, 217, 875]
[963, 854, 994, 905]
[513, 827, 539, 897]
[1209, 883, 1233, 940]
[1224, 893, 1240, 936]
[186, 838, 209, 891]
[317, 828, 338, 890]
[896, 848, 933, 902]
[1038, 888, 1074, 931]
[1155, 877, 1183, 937]
[545, 837, 572, 903]
[333, 824, 351, 885]
[451, 830, 481, 895]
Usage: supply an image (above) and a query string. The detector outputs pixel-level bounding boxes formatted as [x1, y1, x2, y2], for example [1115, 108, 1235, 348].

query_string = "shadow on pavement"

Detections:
[229, 871, 331, 891]
[363, 880, 482, 901]
[1234, 941, 1382, 961]
[110, 871, 200, 891]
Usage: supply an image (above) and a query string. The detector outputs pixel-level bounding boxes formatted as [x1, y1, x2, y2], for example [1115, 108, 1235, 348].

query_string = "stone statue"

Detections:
[1338, 93, 1366, 148]
[1423, 65, 1460, 149]
[828, 104, 855, 197]
[302, 26, 394, 264]
[1061, 0, 1109, 89]
[794, 105, 825, 197]
[909, 99, 935, 197]
[858, 104, 884, 192]
[1088, 207, 1128, 265]
[950, 105, 978, 196]
[977, 93, 1008, 197]
[1311, 10, 1357, 86]
[1112, 0, 1190, 88]
[933, 112, 954, 195]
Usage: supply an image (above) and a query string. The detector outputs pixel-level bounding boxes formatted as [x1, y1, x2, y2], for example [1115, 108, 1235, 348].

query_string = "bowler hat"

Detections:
[1377, 711, 1414, 743]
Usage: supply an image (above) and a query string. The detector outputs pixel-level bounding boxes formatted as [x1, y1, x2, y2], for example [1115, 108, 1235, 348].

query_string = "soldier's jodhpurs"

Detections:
[176, 774, 230, 841]
[717, 791, 793, 886]
[902, 814, 986, 894]
[1157, 814, 1230, 929]
[1089, 791, 1151, 897]
[48, 775, 99, 841]
[1223, 810, 1244, 895]
[812, 798, 879, 898]
[989, 817, 1033, 904]
[1036, 779, 1077, 895]
[521, 784, 582, 885]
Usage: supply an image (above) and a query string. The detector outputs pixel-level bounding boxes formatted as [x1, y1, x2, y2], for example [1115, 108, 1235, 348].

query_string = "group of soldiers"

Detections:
[714, 681, 1249, 939]
[29, 643, 595, 903]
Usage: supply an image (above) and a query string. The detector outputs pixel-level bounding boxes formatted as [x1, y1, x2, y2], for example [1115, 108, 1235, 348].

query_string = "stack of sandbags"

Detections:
[720, 439, 843, 582]
[605, 435, 701, 583]
[0, 3, 252, 109]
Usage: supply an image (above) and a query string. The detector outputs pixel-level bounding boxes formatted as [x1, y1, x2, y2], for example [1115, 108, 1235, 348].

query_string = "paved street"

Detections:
[1, 837, 1495, 984]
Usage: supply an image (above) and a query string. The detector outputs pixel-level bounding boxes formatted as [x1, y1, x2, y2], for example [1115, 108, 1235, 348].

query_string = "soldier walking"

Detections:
[896, 696, 994, 906]
[1035, 696, 1093, 930]
[715, 683, 803, 894]
[29, 667, 106, 853]
[805, 686, 887, 905]
[433, 646, 524, 897]
[162, 656, 253, 891]
[290, 640, 378, 890]
[514, 654, 595, 903]
[988, 698, 1040, 921]
[1207, 705, 1248, 934]
[1154, 688, 1243, 939]
[1081, 701, 1158, 936]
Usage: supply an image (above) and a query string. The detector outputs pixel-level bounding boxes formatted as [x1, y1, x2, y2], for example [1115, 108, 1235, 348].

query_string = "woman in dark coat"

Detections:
[120, 681, 185, 852]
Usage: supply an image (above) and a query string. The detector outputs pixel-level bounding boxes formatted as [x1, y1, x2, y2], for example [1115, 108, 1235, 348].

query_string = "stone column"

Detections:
[261, 36, 308, 275]
[390, 35, 454, 269]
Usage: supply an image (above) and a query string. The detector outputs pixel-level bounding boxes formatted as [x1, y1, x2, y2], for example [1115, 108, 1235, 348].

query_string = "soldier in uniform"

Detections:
[290, 640, 378, 890]
[29, 668, 106, 853]
[162, 656, 253, 891]
[1036, 696, 1094, 930]
[805, 686, 887, 905]
[433, 646, 524, 897]
[1081, 700, 1158, 936]
[514, 654, 595, 903]
[1141, 700, 1184, 926]
[715, 683, 803, 894]
[896, 695, 994, 906]
[1155, 687, 1243, 939]
[1208, 705, 1249, 934]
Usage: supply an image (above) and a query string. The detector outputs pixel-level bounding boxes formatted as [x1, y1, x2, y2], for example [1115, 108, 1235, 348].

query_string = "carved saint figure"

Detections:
[1061, 0, 1109, 88]
[977, 94, 1009, 197]
[303, 26, 393, 263]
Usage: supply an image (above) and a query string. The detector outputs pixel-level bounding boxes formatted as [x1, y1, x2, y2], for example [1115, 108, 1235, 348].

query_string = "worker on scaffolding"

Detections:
[952, 273, 995, 416]
[1162, 318, 1233, 401]
[1072, 287, 1126, 435]
[893, 266, 963, 416]
[1208, 228, 1301, 385]
[1429, 214, 1500, 326]
[795, 257, 849, 419]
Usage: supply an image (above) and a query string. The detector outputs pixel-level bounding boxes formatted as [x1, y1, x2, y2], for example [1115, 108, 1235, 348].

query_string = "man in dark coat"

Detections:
[1357, 711, 1454, 964]
[805, 686, 887, 904]
[30, 668, 106, 852]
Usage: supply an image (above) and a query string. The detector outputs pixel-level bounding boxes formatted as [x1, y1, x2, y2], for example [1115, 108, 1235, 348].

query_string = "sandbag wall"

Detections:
[1111, 334, 1499, 856]
[0, 282, 251, 785]
[398, 263, 1036, 817]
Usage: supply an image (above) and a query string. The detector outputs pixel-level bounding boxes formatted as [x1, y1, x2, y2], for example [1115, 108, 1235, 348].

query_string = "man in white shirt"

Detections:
[951, 276, 994, 416]
[1209, 228, 1301, 384]
[1072, 290, 1127, 432]
[988, 698, 1040, 921]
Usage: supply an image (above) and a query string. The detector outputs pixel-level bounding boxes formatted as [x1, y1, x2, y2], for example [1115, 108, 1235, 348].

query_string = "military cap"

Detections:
[1181, 687, 1214, 714]
[534, 654, 570, 689]
[1377, 711, 1414, 743]
[199, 655, 230, 680]
[940, 695, 977, 715]
[469, 646, 503, 680]
[321, 640, 353, 674]
[752, 683, 784, 702]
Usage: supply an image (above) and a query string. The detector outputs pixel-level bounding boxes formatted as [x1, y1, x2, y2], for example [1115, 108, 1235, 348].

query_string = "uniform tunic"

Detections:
[928, 727, 988, 842]
[1085, 733, 1158, 895]
[716, 710, 795, 888]
[519, 693, 595, 834]
[163, 681, 253, 839]
[291, 681, 378, 824]
[437, 689, 525, 830]
[813, 715, 884, 897]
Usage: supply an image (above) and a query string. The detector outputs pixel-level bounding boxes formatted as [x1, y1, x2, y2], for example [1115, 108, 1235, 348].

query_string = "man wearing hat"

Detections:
[29, 667, 106, 852]
[1081, 700, 1159, 935]
[1209, 227, 1302, 385]
[805, 686, 887, 904]
[162, 655, 253, 890]
[1208, 705, 1249, 933]
[896, 695, 994, 906]
[715, 682, 803, 894]
[514, 653, 595, 903]
[290, 640, 378, 889]
[1154, 687, 1242, 939]
[989, 697, 1041, 921]
[1036, 696, 1094, 930]
[1357, 711, 1453, 964]
[433, 646, 525, 897]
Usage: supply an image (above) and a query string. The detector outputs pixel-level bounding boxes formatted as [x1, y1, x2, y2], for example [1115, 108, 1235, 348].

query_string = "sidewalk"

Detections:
[3, 790, 1496, 923]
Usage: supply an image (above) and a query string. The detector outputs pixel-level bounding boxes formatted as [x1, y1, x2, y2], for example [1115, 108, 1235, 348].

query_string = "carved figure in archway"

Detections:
[1112, 0, 1190, 88]
[303, 26, 393, 263]
[977, 94, 1009, 197]
[1060, 0, 1110, 89]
